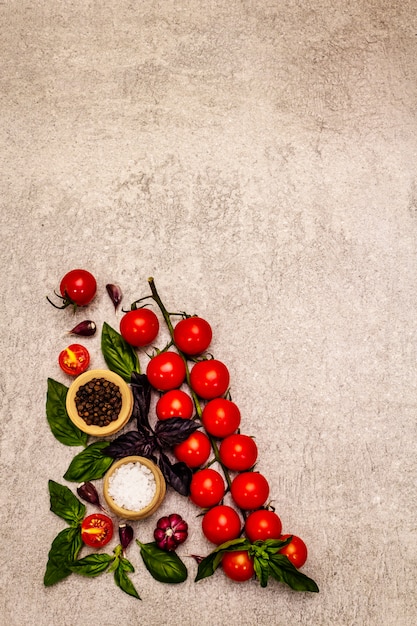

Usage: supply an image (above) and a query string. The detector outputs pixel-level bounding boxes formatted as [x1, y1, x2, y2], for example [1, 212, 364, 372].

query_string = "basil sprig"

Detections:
[137, 541, 188, 584]
[63, 441, 114, 482]
[44, 480, 86, 586]
[70, 545, 140, 600]
[46, 379, 88, 447]
[101, 322, 140, 382]
[195, 537, 319, 593]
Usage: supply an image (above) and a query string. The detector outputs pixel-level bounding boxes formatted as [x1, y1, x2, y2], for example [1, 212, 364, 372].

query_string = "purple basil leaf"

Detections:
[158, 452, 192, 496]
[130, 372, 152, 433]
[154, 418, 201, 448]
[103, 431, 156, 459]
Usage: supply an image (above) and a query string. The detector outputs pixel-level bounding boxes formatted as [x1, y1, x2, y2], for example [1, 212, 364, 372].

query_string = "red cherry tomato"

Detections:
[219, 434, 258, 471]
[189, 359, 230, 400]
[146, 351, 186, 391]
[60, 269, 97, 307]
[120, 308, 159, 347]
[80, 513, 113, 548]
[173, 430, 212, 468]
[202, 505, 241, 545]
[222, 550, 255, 582]
[231, 472, 270, 510]
[173, 317, 213, 355]
[278, 534, 308, 569]
[156, 389, 194, 420]
[189, 468, 225, 508]
[58, 344, 90, 376]
[244, 509, 282, 543]
[201, 398, 241, 438]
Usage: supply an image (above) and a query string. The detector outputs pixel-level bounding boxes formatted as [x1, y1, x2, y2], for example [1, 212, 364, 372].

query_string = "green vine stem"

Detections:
[147, 277, 233, 492]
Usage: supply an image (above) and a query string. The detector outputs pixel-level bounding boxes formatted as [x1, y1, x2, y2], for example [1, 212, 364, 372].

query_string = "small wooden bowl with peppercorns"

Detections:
[66, 369, 133, 437]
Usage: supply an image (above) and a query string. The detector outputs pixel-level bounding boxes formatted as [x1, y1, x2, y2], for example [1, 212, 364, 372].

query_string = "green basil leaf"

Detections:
[114, 562, 141, 599]
[44, 526, 82, 586]
[101, 322, 140, 382]
[120, 557, 135, 573]
[46, 379, 88, 447]
[63, 441, 114, 482]
[137, 541, 187, 584]
[253, 556, 270, 588]
[48, 480, 86, 526]
[268, 554, 319, 592]
[195, 537, 250, 582]
[195, 552, 218, 581]
[69, 553, 113, 577]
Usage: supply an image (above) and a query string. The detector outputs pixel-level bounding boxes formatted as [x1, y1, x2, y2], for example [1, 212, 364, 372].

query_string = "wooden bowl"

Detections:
[103, 456, 166, 520]
[66, 369, 133, 437]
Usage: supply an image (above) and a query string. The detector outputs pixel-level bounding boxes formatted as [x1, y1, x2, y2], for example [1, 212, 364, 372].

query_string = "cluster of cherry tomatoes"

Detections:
[51, 270, 309, 582]
[118, 303, 309, 582]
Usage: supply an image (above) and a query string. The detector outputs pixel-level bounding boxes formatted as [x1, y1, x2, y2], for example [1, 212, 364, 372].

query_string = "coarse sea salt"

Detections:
[108, 462, 156, 511]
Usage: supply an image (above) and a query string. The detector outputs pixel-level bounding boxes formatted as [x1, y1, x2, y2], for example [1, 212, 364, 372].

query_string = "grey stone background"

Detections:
[1, 1, 416, 625]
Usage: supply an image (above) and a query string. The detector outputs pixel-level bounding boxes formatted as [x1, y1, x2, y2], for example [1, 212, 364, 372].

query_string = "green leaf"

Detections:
[63, 441, 114, 482]
[253, 556, 270, 588]
[195, 537, 250, 582]
[114, 561, 141, 599]
[268, 554, 319, 592]
[48, 480, 86, 526]
[44, 526, 82, 586]
[101, 322, 140, 382]
[137, 541, 188, 584]
[69, 553, 114, 577]
[46, 378, 88, 447]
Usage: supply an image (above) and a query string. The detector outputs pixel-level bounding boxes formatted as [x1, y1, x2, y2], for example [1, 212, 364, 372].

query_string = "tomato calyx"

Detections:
[46, 290, 80, 311]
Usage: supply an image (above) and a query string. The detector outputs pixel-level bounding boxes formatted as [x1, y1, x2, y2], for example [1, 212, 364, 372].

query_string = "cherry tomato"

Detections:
[219, 434, 258, 471]
[80, 513, 113, 548]
[202, 505, 241, 545]
[278, 534, 308, 569]
[146, 351, 186, 391]
[231, 472, 270, 510]
[201, 398, 241, 438]
[189, 359, 230, 400]
[222, 550, 255, 582]
[173, 317, 213, 355]
[58, 344, 90, 376]
[120, 308, 159, 347]
[60, 269, 97, 307]
[244, 509, 282, 543]
[189, 468, 225, 508]
[173, 430, 211, 468]
[156, 389, 194, 420]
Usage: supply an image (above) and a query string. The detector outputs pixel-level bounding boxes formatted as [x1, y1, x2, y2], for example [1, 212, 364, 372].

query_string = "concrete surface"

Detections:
[1, 1, 416, 625]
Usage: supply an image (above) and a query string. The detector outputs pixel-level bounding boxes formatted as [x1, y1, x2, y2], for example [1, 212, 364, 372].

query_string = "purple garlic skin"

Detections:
[154, 513, 188, 551]
[69, 320, 96, 336]
[119, 523, 134, 552]
[106, 284, 123, 311]
[77, 481, 101, 507]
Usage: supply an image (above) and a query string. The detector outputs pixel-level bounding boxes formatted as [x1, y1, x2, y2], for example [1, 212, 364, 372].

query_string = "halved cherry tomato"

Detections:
[81, 513, 113, 548]
[278, 534, 308, 568]
[58, 344, 90, 376]
[173, 317, 213, 355]
[222, 550, 255, 582]
[156, 389, 194, 420]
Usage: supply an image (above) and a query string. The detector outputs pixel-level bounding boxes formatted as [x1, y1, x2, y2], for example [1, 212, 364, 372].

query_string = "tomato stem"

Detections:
[147, 277, 235, 492]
